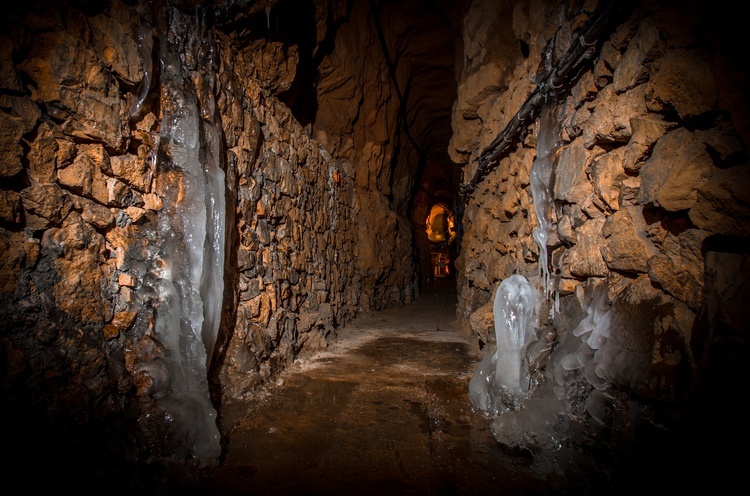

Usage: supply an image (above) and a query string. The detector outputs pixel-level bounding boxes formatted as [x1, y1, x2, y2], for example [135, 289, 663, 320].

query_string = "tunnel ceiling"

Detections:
[210, 0, 468, 205]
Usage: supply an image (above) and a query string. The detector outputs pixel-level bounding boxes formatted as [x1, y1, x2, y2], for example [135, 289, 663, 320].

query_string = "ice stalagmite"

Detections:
[470, 275, 541, 415]
[493, 275, 542, 393]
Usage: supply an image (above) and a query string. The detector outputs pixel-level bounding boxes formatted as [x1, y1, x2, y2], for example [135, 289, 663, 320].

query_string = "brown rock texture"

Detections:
[454, 0, 749, 481]
[1, 0, 434, 481]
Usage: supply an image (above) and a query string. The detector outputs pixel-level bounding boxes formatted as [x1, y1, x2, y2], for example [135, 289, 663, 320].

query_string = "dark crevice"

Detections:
[368, 0, 424, 160]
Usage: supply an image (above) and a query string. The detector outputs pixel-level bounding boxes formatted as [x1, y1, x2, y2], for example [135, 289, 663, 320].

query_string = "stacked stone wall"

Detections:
[0, 0, 418, 474]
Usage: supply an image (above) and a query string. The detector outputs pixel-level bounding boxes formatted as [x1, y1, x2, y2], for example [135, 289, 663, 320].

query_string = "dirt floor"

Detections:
[195, 280, 569, 495]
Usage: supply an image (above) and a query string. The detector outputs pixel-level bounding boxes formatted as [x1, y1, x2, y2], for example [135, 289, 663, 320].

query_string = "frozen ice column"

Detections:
[138, 6, 224, 463]
[470, 275, 542, 414]
[493, 274, 542, 393]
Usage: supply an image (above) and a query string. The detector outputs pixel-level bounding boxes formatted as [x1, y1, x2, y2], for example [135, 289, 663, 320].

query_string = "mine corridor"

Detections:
[1, 0, 748, 494]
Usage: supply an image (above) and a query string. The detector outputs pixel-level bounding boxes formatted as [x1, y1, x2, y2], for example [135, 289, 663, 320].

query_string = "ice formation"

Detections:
[470, 98, 629, 478]
[470, 104, 562, 417]
[131, 18, 153, 118]
[530, 104, 562, 305]
[469, 275, 541, 415]
[196, 14, 226, 368]
[139, 7, 224, 463]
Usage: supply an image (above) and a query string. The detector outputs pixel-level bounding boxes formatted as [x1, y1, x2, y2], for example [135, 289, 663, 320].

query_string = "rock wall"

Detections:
[453, 0, 750, 484]
[213, 30, 366, 400]
[0, 0, 419, 479]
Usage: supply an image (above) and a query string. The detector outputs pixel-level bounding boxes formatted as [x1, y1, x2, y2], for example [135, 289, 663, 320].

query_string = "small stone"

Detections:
[118, 272, 136, 287]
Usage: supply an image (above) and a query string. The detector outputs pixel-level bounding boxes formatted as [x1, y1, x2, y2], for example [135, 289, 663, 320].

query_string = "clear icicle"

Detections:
[529, 104, 562, 308]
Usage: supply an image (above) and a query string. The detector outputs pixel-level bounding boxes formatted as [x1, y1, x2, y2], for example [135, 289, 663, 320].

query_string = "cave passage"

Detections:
[3, 1, 748, 494]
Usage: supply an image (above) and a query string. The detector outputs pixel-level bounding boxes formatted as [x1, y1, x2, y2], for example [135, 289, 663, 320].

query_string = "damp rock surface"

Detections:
[198, 280, 560, 496]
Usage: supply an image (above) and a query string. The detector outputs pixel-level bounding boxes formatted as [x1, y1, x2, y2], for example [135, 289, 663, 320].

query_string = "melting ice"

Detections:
[470, 100, 623, 476]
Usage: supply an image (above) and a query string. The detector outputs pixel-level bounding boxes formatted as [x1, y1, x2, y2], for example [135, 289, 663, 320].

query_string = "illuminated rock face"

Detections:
[0, 0, 429, 473]
[456, 0, 749, 480]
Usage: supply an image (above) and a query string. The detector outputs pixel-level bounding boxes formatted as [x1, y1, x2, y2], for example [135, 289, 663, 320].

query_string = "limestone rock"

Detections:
[56, 139, 76, 169]
[142, 193, 163, 212]
[647, 48, 718, 121]
[450, 0, 522, 162]
[45, 212, 112, 323]
[87, 5, 143, 86]
[593, 41, 618, 88]
[244, 40, 299, 94]
[591, 147, 628, 211]
[556, 214, 576, 245]
[0, 111, 23, 178]
[554, 138, 594, 205]
[110, 152, 152, 192]
[468, 300, 494, 348]
[57, 152, 110, 205]
[78, 143, 112, 174]
[647, 228, 710, 310]
[567, 217, 608, 277]
[622, 116, 672, 173]
[106, 176, 136, 207]
[0, 229, 25, 294]
[701, 125, 746, 163]
[638, 127, 714, 211]
[583, 85, 648, 148]
[601, 205, 658, 273]
[0, 36, 22, 92]
[20, 183, 73, 228]
[60, 88, 129, 150]
[689, 164, 750, 237]
[612, 17, 663, 93]
[27, 122, 59, 184]
[557, 277, 577, 296]
[0, 190, 22, 225]
[76, 196, 115, 229]
[18, 30, 128, 149]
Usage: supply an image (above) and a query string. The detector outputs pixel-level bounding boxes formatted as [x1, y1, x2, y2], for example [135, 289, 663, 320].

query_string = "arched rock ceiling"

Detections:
[211, 0, 468, 204]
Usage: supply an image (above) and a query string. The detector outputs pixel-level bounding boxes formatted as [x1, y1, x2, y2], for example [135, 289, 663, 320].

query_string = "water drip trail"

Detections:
[530, 103, 562, 310]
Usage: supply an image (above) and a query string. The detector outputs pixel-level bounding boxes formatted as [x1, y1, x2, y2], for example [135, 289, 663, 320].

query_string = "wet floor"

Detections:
[198, 280, 559, 495]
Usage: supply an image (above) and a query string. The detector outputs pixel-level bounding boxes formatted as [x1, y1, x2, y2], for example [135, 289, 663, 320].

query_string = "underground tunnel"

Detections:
[1, 0, 749, 493]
